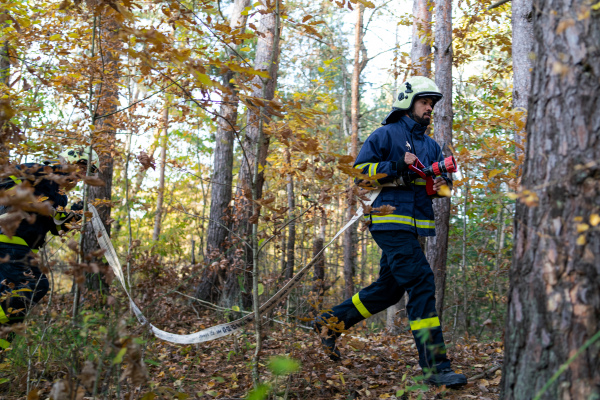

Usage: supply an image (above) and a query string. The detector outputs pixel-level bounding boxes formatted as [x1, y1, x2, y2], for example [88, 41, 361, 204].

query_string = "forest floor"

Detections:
[0, 287, 503, 400]
[139, 323, 504, 400]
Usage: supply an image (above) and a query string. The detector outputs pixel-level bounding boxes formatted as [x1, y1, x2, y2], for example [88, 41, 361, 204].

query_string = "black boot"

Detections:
[426, 368, 467, 388]
[312, 321, 341, 362]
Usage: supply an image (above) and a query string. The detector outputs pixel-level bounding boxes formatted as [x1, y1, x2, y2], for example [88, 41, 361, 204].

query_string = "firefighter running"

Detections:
[0, 148, 97, 327]
[314, 76, 468, 388]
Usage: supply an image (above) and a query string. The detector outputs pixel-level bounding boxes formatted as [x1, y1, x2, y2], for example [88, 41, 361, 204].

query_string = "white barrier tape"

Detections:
[90, 188, 381, 344]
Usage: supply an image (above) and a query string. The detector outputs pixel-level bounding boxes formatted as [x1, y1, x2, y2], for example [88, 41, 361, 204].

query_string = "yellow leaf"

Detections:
[506, 192, 519, 200]
[592, 1, 600, 10]
[577, 235, 586, 245]
[489, 169, 503, 179]
[556, 19, 575, 34]
[194, 72, 214, 87]
[577, 223, 590, 233]
[49, 34, 61, 41]
[589, 213, 600, 227]
[318, 66, 324, 73]
[356, 0, 376, 8]
[438, 185, 451, 197]
[240, 47, 250, 52]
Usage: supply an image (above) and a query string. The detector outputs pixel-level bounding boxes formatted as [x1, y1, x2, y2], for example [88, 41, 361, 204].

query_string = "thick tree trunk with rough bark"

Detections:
[82, 14, 120, 291]
[411, 0, 432, 76]
[152, 107, 168, 242]
[223, 4, 281, 308]
[195, 0, 250, 303]
[501, 1, 600, 398]
[427, 0, 453, 320]
[343, 3, 366, 299]
[512, 0, 533, 161]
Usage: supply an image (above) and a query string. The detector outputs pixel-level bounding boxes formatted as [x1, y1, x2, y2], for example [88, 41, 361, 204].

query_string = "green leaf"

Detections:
[144, 359, 160, 366]
[396, 389, 405, 397]
[246, 384, 269, 400]
[0, 378, 9, 384]
[112, 347, 127, 364]
[232, 305, 240, 312]
[0, 339, 10, 349]
[238, 275, 245, 292]
[267, 356, 300, 376]
[258, 283, 264, 296]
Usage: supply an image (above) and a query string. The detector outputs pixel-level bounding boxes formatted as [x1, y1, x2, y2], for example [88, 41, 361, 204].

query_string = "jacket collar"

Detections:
[400, 115, 428, 139]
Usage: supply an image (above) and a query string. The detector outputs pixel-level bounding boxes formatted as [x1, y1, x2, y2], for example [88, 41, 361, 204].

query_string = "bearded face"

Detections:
[408, 97, 434, 127]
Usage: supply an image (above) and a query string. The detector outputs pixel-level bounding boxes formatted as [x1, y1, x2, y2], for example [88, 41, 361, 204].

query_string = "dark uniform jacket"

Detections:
[0, 163, 71, 250]
[354, 116, 451, 236]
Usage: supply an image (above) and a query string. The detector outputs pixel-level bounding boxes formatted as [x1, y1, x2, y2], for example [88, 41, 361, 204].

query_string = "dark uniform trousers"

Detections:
[319, 230, 451, 371]
[0, 244, 49, 324]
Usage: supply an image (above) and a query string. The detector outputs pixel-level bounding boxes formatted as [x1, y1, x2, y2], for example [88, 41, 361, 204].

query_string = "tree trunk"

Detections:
[195, 0, 250, 303]
[0, 13, 12, 160]
[427, 0, 453, 320]
[312, 208, 326, 297]
[223, 2, 281, 308]
[501, 0, 600, 398]
[284, 148, 295, 280]
[343, 3, 366, 299]
[152, 106, 168, 242]
[411, 0, 432, 76]
[82, 14, 120, 292]
[512, 0, 533, 161]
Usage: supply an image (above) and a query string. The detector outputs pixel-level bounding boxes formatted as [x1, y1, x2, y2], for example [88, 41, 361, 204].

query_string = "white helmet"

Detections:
[46, 147, 99, 172]
[382, 76, 443, 125]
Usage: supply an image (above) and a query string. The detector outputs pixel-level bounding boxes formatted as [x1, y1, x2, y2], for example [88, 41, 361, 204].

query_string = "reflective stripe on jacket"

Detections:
[354, 116, 450, 236]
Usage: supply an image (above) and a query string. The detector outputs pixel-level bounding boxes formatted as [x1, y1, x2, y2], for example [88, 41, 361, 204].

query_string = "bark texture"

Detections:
[512, 0, 533, 160]
[196, 0, 250, 303]
[0, 12, 13, 159]
[82, 14, 120, 291]
[411, 0, 432, 76]
[224, 5, 281, 308]
[501, 1, 600, 398]
[312, 208, 326, 296]
[427, 0, 453, 320]
[152, 107, 168, 242]
[344, 3, 366, 299]
[284, 149, 295, 280]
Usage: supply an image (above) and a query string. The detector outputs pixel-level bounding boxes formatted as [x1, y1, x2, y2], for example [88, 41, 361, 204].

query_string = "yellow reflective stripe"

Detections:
[0, 306, 8, 324]
[371, 214, 415, 225]
[414, 178, 426, 186]
[415, 219, 435, 229]
[373, 163, 379, 185]
[9, 175, 22, 185]
[410, 317, 441, 331]
[370, 215, 435, 230]
[354, 163, 379, 178]
[352, 293, 372, 318]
